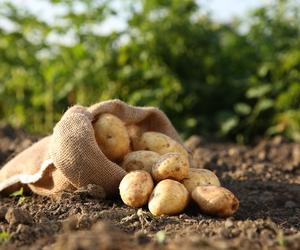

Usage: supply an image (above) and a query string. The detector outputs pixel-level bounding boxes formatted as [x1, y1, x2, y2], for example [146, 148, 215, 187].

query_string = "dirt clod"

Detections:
[5, 208, 33, 226]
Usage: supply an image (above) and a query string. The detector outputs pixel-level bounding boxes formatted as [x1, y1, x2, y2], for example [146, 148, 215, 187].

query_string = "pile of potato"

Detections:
[93, 113, 239, 217]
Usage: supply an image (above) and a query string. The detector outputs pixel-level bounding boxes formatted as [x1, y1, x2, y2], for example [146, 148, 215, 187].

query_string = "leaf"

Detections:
[254, 99, 274, 114]
[221, 116, 239, 135]
[9, 187, 24, 197]
[246, 85, 272, 99]
[234, 103, 251, 115]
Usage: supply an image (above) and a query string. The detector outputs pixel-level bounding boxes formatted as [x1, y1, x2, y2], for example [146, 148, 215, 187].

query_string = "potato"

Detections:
[93, 113, 130, 161]
[152, 153, 189, 182]
[122, 150, 160, 173]
[126, 124, 145, 150]
[191, 186, 239, 217]
[119, 170, 154, 208]
[136, 132, 189, 158]
[148, 179, 189, 216]
[182, 168, 220, 193]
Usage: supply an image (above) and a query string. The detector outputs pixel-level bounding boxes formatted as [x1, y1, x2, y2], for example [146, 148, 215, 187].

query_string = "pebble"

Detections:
[224, 219, 234, 228]
[228, 148, 239, 156]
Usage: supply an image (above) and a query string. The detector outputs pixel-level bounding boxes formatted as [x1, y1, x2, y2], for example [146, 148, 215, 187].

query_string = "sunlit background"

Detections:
[0, 0, 299, 142]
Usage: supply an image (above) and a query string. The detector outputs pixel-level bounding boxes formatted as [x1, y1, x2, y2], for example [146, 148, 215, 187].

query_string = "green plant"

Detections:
[0, 231, 10, 243]
[0, 0, 299, 142]
[10, 187, 26, 205]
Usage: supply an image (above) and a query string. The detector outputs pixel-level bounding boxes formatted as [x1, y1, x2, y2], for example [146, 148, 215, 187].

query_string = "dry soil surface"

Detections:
[0, 125, 299, 250]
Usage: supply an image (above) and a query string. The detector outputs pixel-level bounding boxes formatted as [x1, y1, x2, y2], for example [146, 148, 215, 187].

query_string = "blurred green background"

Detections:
[0, 0, 299, 142]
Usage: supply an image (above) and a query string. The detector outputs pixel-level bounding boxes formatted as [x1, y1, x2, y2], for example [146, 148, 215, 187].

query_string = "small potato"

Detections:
[152, 153, 189, 182]
[182, 168, 220, 193]
[119, 170, 154, 208]
[93, 113, 130, 161]
[191, 186, 239, 217]
[148, 179, 189, 216]
[136, 132, 189, 158]
[122, 151, 160, 173]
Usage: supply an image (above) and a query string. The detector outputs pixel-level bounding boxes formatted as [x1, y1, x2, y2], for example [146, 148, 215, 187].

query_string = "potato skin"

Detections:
[136, 132, 189, 157]
[122, 151, 160, 173]
[191, 186, 239, 217]
[126, 124, 145, 150]
[93, 113, 130, 161]
[152, 153, 189, 182]
[182, 168, 220, 193]
[148, 179, 189, 216]
[119, 170, 154, 208]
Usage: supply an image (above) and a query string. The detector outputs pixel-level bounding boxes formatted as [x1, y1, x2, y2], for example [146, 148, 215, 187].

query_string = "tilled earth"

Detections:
[0, 125, 299, 250]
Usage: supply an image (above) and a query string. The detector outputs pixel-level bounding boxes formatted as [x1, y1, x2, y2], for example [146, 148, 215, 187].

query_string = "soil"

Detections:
[0, 126, 299, 250]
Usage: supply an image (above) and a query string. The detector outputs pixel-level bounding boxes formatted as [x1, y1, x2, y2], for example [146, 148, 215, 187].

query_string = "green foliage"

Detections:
[9, 187, 26, 205]
[0, 231, 10, 243]
[0, 0, 299, 142]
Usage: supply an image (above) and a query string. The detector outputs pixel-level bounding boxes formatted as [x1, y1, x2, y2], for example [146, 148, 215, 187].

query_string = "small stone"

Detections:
[258, 151, 266, 161]
[216, 159, 224, 166]
[228, 148, 238, 156]
[284, 201, 297, 209]
[5, 208, 33, 225]
[265, 172, 271, 179]
[224, 219, 234, 228]
[253, 163, 265, 173]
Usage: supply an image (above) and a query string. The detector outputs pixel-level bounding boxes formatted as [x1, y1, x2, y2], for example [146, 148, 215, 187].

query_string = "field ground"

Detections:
[0, 125, 299, 250]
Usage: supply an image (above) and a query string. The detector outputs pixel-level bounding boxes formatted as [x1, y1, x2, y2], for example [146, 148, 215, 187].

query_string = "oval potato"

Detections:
[136, 132, 189, 157]
[93, 113, 130, 161]
[191, 186, 239, 217]
[122, 150, 160, 173]
[119, 170, 154, 208]
[152, 153, 189, 182]
[148, 179, 189, 216]
[182, 168, 220, 193]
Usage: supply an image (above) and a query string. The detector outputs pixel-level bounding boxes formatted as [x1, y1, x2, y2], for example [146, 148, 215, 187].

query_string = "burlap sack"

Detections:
[0, 100, 182, 196]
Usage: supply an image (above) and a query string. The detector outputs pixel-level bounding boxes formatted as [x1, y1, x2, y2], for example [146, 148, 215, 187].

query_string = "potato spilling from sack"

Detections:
[91, 114, 239, 218]
[119, 170, 154, 208]
[148, 179, 189, 216]
[93, 113, 130, 161]
[152, 153, 189, 182]
[135, 132, 189, 158]
[182, 168, 221, 193]
[191, 186, 239, 217]
[122, 151, 160, 173]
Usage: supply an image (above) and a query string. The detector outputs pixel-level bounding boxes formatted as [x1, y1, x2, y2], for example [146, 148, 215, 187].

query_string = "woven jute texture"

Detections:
[0, 100, 182, 196]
